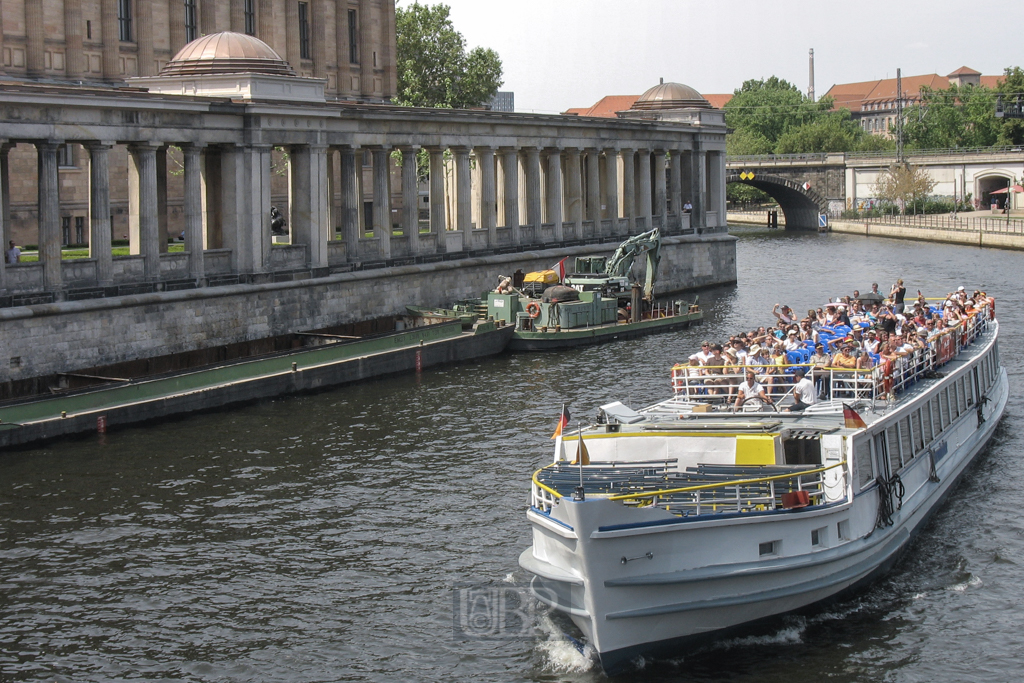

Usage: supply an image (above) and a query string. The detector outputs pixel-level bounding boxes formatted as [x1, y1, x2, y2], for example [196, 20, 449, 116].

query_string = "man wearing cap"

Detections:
[772, 303, 795, 325]
[734, 369, 774, 411]
[863, 330, 880, 354]
[787, 368, 817, 412]
[809, 343, 832, 399]
[832, 344, 858, 369]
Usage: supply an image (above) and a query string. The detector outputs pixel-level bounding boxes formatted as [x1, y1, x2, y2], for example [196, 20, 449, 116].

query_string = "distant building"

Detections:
[824, 67, 1003, 137]
[489, 91, 515, 112]
[563, 88, 731, 118]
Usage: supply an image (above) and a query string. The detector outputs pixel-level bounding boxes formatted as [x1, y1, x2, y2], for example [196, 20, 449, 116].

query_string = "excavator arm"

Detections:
[606, 228, 661, 299]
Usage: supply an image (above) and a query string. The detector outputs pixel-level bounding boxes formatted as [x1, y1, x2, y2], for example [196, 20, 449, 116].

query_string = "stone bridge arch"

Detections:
[726, 172, 828, 230]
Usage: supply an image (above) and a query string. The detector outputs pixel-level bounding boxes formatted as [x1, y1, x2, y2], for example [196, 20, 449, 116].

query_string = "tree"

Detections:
[724, 77, 831, 147]
[395, 3, 503, 110]
[995, 66, 1024, 146]
[902, 84, 1000, 149]
[775, 109, 894, 154]
[872, 164, 937, 214]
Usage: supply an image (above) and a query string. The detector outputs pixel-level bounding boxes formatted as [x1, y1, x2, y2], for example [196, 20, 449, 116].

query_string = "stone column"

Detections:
[182, 144, 204, 282]
[0, 7, 5, 77]
[546, 149, 564, 242]
[311, 0, 328, 79]
[453, 147, 472, 234]
[340, 146, 361, 261]
[603, 149, 619, 234]
[258, 0, 275, 48]
[708, 150, 726, 226]
[285, 0, 302, 72]
[372, 147, 392, 260]
[669, 149, 683, 225]
[653, 149, 667, 230]
[288, 144, 310, 247]
[37, 142, 63, 292]
[637, 149, 653, 230]
[564, 148, 582, 239]
[620, 148, 635, 233]
[101, 0, 120, 81]
[477, 147, 497, 247]
[500, 148, 520, 244]
[334, 0, 351, 97]
[0, 143, 7, 291]
[359, 0, 375, 98]
[137, 0, 155, 76]
[681, 148, 694, 208]
[585, 149, 601, 227]
[26, 0, 45, 77]
[199, 0, 217, 35]
[64, 0, 85, 79]
[427, 147, 446, 251]
[129, 144, 161, 281]
[381, 0, 397, 97]
[169, 0, 187, 56]
[400, 147, 419, 254]
[524, 147, 542, 239]
[230, 0, 245, 32]
[86, 142, 114, 286]
[692, 143, 706, 230]
[308, 144, 330, 268]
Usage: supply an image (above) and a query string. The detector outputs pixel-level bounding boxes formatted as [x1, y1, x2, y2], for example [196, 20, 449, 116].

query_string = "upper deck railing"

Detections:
[669, 299, 994, 410]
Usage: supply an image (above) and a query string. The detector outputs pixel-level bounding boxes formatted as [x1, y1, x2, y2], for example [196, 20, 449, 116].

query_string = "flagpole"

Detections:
[574, 422, 585, 501]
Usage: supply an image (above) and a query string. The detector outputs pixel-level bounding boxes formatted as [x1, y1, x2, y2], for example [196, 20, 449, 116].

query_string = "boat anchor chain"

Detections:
[621, 552, 654, 564]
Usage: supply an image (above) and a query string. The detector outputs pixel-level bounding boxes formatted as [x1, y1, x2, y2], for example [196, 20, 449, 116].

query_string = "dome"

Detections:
[631, 81, 711, 110]
[159, 32, 296, 77]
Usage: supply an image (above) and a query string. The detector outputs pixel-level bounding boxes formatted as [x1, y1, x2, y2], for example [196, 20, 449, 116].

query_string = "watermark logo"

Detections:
[452, 582, 561, 640]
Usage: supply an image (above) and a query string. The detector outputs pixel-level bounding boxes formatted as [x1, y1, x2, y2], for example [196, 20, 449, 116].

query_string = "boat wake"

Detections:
[534, 615, 598, 674]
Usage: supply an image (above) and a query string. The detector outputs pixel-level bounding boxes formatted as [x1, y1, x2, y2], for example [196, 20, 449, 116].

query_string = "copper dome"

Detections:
[631, 82, 711, 110]
[159, 32, 296, 77]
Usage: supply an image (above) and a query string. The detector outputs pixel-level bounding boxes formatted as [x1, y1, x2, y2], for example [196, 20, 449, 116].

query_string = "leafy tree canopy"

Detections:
[902, 84, 1000, 149]
[724, 76, 890, 154]
[872, 163, 937, 214]
[995, 66, 1024, 146]
[395, 2, 503, 109]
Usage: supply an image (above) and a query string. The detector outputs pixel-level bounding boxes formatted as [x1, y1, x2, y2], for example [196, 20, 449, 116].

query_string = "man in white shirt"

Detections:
[735, 370, 774, 411]
[6, 240, 20, 264]
[787, 369, 818, 412]
[688, 340, 713, 365]
[784, 329, 803, 351]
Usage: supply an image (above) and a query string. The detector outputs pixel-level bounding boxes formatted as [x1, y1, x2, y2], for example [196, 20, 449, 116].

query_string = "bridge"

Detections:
[726, 147, 1024, 229]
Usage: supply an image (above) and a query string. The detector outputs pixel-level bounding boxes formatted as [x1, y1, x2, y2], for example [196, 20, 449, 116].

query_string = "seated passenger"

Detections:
[785, 329, 803, 351]
[831, 344, 858, 369]
[735, 369, 775, 412]
[786, 368, 817, 412]
[703, 344, 727, 394]
[863, 330, 880, 354]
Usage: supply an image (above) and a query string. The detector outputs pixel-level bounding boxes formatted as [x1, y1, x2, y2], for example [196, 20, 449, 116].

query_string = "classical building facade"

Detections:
[0, 33, 727, 303]
[0, 0, 396, 101]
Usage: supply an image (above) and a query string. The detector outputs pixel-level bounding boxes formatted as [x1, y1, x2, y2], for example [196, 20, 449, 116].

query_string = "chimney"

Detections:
[808, 48, 815, 102]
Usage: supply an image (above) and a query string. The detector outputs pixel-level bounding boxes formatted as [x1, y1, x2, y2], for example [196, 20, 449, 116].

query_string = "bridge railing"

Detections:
[728, 146, 1024, 165]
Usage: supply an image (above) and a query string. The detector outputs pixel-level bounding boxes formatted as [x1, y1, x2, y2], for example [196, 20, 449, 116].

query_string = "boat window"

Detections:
[811, 527, 827, 548]
[980, 357, 989, 391]
[993, 341, 1000, 373]
[960, 376, 972, 409]
[912, 410, 925, 453]
[837, 519, 850, 541]
[854, 439, 873, 490]
[886, 426, 902, 470]
[759, 540, 779, 557]
[898, 418, 913, 464]
[923, 401, 934, 444]
[782, 435, 821, 466]
[872, 432, 889, 480]
[950, 380, 961, 417]
[939, 390, 951, 429]
[931, 396, 942, 434]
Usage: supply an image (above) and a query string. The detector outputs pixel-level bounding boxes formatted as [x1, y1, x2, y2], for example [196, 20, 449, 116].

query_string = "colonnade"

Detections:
[0, 138, 727, 297]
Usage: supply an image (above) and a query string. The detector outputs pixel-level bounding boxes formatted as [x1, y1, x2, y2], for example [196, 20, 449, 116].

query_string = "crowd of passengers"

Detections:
[680, 281, 989, 410]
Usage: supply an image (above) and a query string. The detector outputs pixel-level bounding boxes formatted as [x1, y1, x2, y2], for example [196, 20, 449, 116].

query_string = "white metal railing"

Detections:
[670, 299, 993, 407]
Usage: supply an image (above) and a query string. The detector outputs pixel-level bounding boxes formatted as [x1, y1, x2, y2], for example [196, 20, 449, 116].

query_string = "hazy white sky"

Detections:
[398, 0, 1024, 114]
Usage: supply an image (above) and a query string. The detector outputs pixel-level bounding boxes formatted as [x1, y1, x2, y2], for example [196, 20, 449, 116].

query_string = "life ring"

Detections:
[882, 359, 895, 394]
[525, 301, 542, 319]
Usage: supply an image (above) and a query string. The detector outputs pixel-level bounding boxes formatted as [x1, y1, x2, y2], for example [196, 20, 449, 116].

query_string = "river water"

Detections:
[2, 227, 1022, 683]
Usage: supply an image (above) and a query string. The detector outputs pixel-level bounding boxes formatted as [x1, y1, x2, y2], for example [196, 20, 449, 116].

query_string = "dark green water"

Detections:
[2, 228, 1022, 682]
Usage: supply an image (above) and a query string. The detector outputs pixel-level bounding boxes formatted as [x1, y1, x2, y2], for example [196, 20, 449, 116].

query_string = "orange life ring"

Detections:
[525, 301, 542, 319]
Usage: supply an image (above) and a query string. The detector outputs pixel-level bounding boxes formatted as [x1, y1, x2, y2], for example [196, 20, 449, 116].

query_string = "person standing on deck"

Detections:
[891, 279, 907, 314]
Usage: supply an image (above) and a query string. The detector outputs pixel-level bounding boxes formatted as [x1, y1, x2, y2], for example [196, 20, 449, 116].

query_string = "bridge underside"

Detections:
[727, 174, 826, 230]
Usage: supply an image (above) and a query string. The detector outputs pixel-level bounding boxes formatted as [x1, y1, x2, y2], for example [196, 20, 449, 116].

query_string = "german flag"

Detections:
[551, 404, 570, 439]
[843, 403, 867, 429]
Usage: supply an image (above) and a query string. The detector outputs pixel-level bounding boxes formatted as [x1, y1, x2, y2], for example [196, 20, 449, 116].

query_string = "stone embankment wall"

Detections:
[828, 220, 1024, 251]
[0, 234, 736, 383]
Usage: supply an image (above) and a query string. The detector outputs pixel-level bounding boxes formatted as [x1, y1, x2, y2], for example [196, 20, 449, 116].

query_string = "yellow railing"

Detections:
[531, 460, 846, 505]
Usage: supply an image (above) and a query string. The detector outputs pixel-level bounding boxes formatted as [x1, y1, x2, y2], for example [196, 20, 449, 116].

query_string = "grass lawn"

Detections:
[18, 244, 185, 262]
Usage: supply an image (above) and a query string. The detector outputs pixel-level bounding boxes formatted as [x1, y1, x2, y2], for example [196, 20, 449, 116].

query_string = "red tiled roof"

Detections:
[561, 95, 640, 118]
[948, 66, 982, 76]
[703, 93, 732, 109]
[980, 75, 1003, 88]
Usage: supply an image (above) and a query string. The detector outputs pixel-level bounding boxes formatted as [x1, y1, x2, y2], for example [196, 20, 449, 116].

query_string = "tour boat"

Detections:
[520, 297, 1006, 673]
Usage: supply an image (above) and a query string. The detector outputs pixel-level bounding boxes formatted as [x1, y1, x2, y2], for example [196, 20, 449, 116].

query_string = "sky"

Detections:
[398, 0, 1024, 114]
